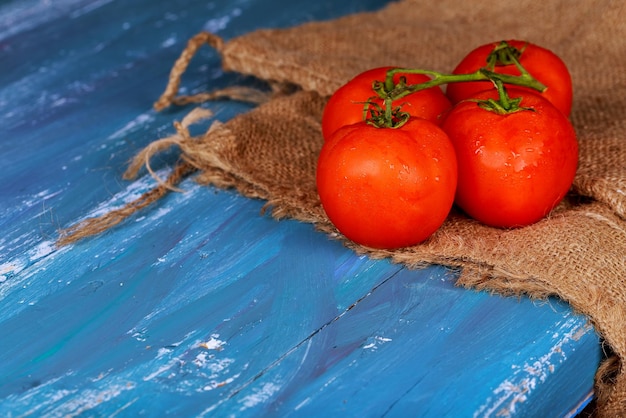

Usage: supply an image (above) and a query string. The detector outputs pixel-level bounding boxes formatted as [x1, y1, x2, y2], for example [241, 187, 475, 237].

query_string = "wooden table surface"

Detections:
[0, 0, 601, 416]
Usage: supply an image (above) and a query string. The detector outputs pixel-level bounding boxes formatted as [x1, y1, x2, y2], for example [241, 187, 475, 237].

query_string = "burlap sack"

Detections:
[59, 0, 626, 415]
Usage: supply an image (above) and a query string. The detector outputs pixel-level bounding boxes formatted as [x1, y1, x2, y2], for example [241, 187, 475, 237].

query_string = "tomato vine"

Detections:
[364, 41, 547, 128]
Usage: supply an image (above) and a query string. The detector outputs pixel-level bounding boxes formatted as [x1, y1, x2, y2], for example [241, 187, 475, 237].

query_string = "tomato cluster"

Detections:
[317, 40, 578, 250]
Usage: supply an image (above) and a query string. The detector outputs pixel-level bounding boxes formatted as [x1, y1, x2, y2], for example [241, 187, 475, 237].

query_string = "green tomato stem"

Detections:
[384, 96, 393, 127]
[366, 67, 544, 128]
[366, 41, 546, 128]
[383, 67, 546, 102]
[486, 41, 525, 69]
[474, 78, 533, 115]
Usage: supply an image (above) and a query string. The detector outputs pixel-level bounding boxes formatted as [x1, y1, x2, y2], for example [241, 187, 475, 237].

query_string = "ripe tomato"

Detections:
[440, 88, 578, 228]
[446, 40, 573, 116]
[316, 117, 458, 249]
[321, 66, 452, 140]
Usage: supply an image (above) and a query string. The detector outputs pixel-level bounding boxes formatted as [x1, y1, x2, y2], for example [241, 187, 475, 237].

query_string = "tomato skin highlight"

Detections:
[446, 40, 573, 116]
[321, 66, 452, 141]
[316, 118, 458, 249]
[441, 89, 578, 228]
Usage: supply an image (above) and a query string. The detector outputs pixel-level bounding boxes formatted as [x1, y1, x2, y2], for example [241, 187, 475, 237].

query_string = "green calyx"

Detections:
[363, 41, 544, 127]
[474, 78, 533, 115]
[363, 76, 412, 129]
[485, 41, 525, 68]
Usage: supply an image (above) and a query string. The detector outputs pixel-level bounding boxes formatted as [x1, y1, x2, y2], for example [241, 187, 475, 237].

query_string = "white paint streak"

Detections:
[109, 113, 155, 139]
[56, 382, 136, 417]
[0, 260, 25, 283]
[19, 188, 64, 212]
[299, 339, 312, 367]
[201, 372, 239, 392]
[76, 170, 183, 222]
[363, 335, 393, 351]
[161, 36, 177, 48]
[69, 0, 115, 19]
[239, 382, 281, 410]
[30, 240, 56, 260]
[0, 0, 110, 41]
[473, 318, 593, 417]
[6, 374, 76, 416]
[203, 8, 242, 33]
[294, 396, 312, 411]
[0, 239, 69, 306]
[143, 358, 184, 382]
[199, 334, 226, 351]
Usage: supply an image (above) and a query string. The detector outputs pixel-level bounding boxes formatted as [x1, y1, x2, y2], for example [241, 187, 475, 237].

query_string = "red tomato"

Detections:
[316, 117, 458, 249]
[446, 40, 573, 116]
[321, 67, 452, 140]
[440, 88, 578, 228]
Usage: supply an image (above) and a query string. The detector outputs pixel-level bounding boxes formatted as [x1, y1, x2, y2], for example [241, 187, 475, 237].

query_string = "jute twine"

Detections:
[58, 1, 626, 416]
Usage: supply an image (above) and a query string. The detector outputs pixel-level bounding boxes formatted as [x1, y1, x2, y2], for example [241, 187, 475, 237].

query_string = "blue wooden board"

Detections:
[0, 0, 601, 416]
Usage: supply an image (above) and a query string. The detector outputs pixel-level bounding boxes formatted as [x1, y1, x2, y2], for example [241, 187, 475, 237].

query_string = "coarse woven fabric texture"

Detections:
[60, 0, 626, 416]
